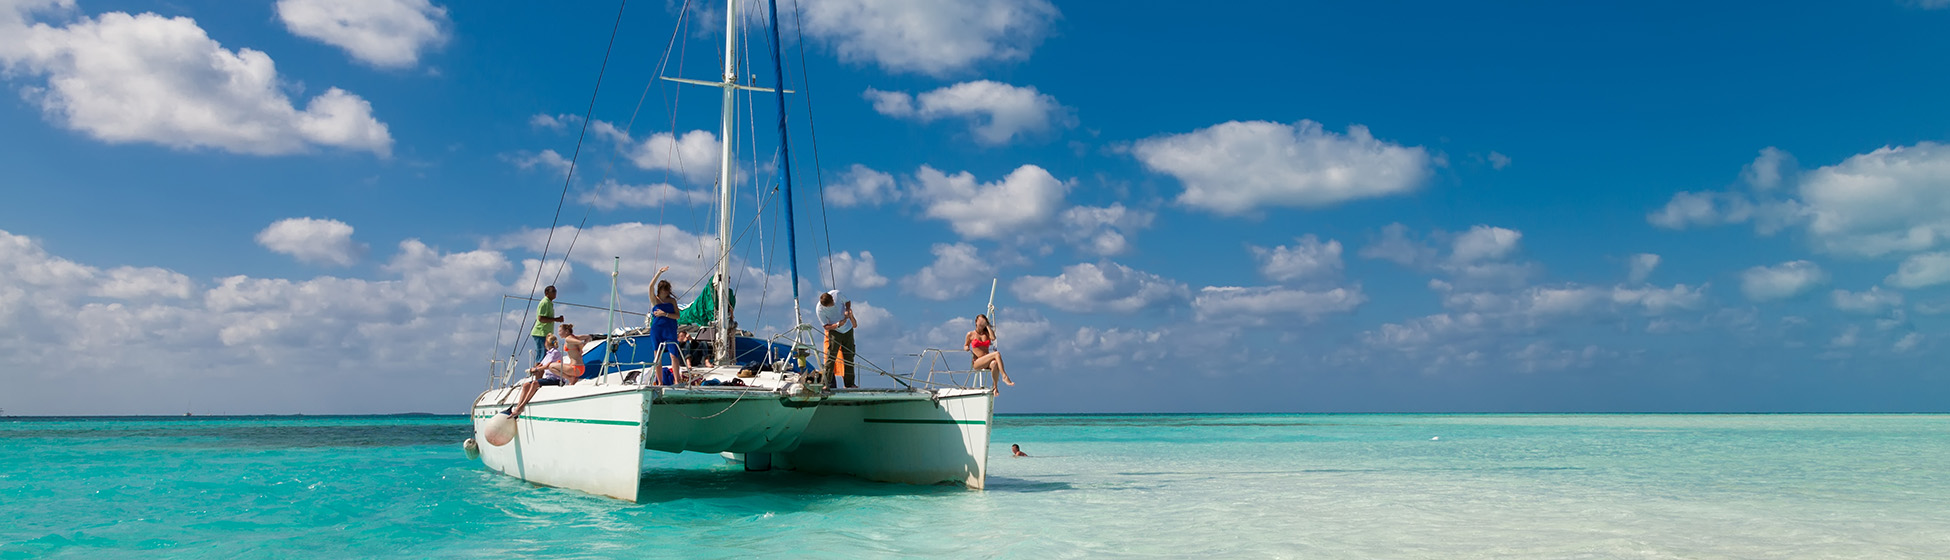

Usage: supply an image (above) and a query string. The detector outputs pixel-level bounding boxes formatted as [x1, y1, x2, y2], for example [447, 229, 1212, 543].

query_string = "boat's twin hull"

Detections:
[774, 389, 993, 488]
[470, 385, 992, 501]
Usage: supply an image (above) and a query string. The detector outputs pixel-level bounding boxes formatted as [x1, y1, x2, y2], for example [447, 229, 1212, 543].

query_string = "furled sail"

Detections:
[679, 278, 736, 327]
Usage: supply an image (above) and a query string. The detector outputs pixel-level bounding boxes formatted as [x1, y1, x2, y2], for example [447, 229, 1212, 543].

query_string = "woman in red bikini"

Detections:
[965, 314, 1014, 391]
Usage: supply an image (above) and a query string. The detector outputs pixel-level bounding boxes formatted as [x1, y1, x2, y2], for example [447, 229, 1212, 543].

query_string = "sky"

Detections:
[3, 0, 1950, 415]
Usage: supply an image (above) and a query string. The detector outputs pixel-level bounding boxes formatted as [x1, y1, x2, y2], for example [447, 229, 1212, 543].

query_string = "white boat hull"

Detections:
[470, 382, 993, 501]
[470, 384, 649, 501]
[768, 388, 993, 488]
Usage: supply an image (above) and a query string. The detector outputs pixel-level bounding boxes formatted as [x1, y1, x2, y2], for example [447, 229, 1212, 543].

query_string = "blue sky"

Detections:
[4, 0, 1950, 415]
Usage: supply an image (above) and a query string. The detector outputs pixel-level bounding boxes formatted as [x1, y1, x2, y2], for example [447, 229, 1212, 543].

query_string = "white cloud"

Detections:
[494, 222, 715, 296]
[1742, 146, 1795, 191]
[578, 180, 712, 209]
[1488, 151, 1511, 170]
[1360, 223, 1535, 289]
[1360, 276, 1707, 374]
[1132, 120, 1432, 215]
[1509, 342, 1603, 373]
[1647, 148, 1803, 232]
[276, 0, 448, 68]
[824, 164, 897, 207]
[1361, 312, 1489, 352]
[623, 129, 723, 185]
[1449, 225, 1522, 264]
[506, 149, 571, 175]
[1886, 251, 1950, 289]
[529, 113, 580, 130]
[1049, 325, 1172, 368]
[255, 217, 366, 267]
[847, 300, 892, 331]
[493, 222, 817, 336]
[910, 164, 1070, 241]
[1012, 261, 1188, 313]
[1894, 332, 1922, 352]
[0, 3, 393, 156]
[0, 227, 513, 414]
[1359, 223, 1435, 266]
[1740, 260, 1826, 301]
[1647, 191, 1755, 230]
[1798, 143, 1950, 256]
[820, 251, 888, 291]
[798, 0, 1058, 76]
[1609, 284, 1709, 315]
[902, 243, 994, 301]
[1059, 203, 1153, 256]
[1652, 144, 1950, 258]
[1832, 287, 1903, 315]
[1829, 325, 1860, 348]
[1434, 281, 1707, 321]
[1627, 253, 1661, 284]
[864, 81, 1073, 145]
[95, 266, 194, 300]
[1193, 285, 1366, 324]
[1252, 235, 1343, 283]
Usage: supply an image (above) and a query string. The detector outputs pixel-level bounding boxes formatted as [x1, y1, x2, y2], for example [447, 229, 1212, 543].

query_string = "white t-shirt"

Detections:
[539, 348, 565, 366]
[817, 290, 851, 333]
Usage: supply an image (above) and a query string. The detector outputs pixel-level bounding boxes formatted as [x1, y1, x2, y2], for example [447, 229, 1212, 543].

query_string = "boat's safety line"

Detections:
[863, 418, 987, 425]
[471, 413, 640, 427]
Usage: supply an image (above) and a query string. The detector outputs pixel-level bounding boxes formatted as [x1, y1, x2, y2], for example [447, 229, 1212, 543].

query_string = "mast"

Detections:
[714, 0, 737, 363]
[766, 0, 803, 329]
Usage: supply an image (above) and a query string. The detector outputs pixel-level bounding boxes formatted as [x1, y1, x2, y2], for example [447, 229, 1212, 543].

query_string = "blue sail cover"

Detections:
[766, 0, 803, 312]
[584, 333, 806, 375]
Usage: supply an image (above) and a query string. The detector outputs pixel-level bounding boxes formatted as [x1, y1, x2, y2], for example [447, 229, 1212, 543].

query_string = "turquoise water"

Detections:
[4, 414, 1948, 559]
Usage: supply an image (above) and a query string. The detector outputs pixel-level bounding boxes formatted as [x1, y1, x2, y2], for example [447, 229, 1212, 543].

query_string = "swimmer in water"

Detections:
[1011, 444, 1027, 457]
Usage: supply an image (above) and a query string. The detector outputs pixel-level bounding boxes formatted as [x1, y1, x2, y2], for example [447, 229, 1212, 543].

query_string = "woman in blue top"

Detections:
[647, 266, 681, 383]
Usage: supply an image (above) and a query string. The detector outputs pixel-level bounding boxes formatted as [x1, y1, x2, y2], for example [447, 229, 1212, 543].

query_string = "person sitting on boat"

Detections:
[678, 329, 713, 368]
[818, 290, 858, 388]
[509, 335, 570, 418]
[966, 314, 1014, 390]
[647, 266, 682, 382]
[553, 323, 605, 384]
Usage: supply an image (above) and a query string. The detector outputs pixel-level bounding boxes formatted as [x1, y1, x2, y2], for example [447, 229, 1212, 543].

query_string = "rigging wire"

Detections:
[788, 0, 837, 292]
[552, 0, 701, 287]
[520, 0, 629, 352]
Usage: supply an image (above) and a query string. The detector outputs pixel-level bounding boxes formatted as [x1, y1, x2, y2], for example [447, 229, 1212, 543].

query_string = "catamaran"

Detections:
[465, 0, 996, 502]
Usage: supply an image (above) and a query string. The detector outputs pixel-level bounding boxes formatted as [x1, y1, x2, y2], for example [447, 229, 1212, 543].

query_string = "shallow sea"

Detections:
[3, 414, 1948, 559]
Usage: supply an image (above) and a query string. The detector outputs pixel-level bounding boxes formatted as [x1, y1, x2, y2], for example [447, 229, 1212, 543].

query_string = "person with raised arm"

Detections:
[647, 266, 681, 383]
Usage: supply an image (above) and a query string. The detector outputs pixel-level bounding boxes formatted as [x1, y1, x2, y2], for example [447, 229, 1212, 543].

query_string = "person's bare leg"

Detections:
[511, 376, 541, 417]
[994, 354, 1014, 386]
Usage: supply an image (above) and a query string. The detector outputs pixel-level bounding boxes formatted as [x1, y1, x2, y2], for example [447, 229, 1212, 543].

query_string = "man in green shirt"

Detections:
[532, 285, 563, 365]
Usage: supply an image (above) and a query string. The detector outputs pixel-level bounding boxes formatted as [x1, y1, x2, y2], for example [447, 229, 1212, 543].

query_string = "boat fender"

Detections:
[484, 413, 518, 447]
[462, 438, 481, 459]
[785, 382, 818, 397]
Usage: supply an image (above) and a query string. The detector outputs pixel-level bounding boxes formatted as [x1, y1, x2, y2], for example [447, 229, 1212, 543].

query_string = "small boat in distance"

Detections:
[467, 0, 995, 502]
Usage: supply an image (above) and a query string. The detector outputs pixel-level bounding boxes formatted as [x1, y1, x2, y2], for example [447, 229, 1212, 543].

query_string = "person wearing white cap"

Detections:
[817, 289, 857, 388]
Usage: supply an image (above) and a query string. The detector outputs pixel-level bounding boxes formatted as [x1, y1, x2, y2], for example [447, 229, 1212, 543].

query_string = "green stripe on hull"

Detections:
[863, 418, 988, 425]
[471, 414, 639, 427]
